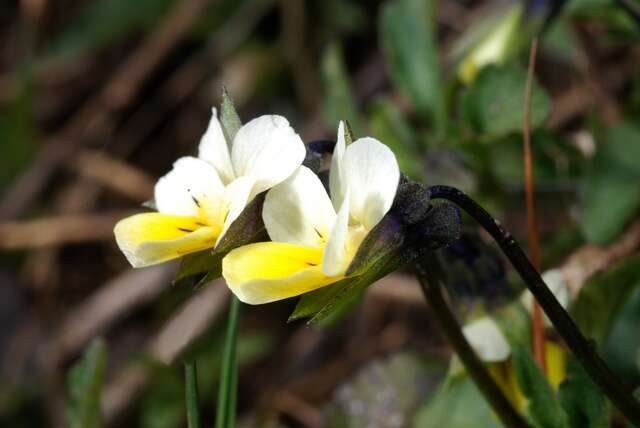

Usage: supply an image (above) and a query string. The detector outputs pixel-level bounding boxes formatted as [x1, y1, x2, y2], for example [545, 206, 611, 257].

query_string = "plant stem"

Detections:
[215, 296, 241, 428]
[416, 259, 532, 428]
[523, 37, 547, 373]
[184, 361, 201, 428]
[428, 184, 640, 425]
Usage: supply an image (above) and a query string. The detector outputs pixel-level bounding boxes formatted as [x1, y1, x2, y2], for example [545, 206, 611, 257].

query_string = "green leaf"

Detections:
[380, 0, 445, 132]
[0, 78, 37, 192]
[369, 97, 424, 180]
[581, 122, 640, 244]
[45, 0, 174, 60]
[66, 338, 108, 428]
[220, 88, 242, 142]
[413, 376, 502, 428]
[489, 132, 585, 189]
[558, 358, 610, 428]
[493, 302, 531, 350]
[320, 43, 363, 135]
[571, 254, 640, 345]
[462, 65, 550, 137]
[603, 287, 640, 381]
[512, 345, 570, 428]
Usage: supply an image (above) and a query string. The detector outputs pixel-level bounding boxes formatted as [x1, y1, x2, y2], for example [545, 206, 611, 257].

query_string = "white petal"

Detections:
[231, 115, 305, 197]
[216, 176, 256, 246]
[263, 166, 336, 247]
[198, 108, 235, 184]
[462, 317, 511, 362]
[322, 193, 350, 277]
[341, 137, 400, 230]
[329, 121, 347, 211]
[155, 157, 225, 219]
[520, 269, 570, 326]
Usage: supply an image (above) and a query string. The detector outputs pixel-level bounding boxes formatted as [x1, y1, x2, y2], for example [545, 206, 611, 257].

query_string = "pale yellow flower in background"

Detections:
[114, 110, 305, 268]
[222, 121, 400, 304]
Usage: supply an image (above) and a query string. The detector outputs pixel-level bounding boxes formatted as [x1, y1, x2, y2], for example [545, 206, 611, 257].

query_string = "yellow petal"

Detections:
[114, 213, 217, 267]
[545, 342, 567, 390]
[488, 361, 527, 412]
[222, 242, 342, 304]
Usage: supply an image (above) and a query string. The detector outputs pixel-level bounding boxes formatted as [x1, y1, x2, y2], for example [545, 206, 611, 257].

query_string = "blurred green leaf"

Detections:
[493, 303, 531, 350]
[489, 132, 584, 189]
[558, 358, 610, 428]
[380, 0, 445, 132]
[0, 79, 37, 193]
[66, 339, 108, 428]
[512, 345, 570, 428]
[581, 122, 640, 244]
[46, 0, 175, 60]
[369, 97, 424, 180]
[140, 362, 184, 428]
[320, 43, 363, 135]
[413, 376, 501, 428]
[571, 254, 640, 345]
[603, 287, 640, 382]
[462, 65, 550, 137]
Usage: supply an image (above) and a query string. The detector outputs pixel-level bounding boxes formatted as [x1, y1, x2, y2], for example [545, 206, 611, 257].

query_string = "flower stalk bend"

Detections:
[427, 184, 640, 425]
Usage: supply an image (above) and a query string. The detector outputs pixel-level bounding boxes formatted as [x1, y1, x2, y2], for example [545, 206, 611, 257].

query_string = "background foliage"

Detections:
[1, 0, 640, 426]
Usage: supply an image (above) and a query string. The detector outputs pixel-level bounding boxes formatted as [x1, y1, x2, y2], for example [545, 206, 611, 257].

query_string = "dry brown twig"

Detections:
[68, 150, 155, 202]
[0, 210, 137, 249]
[0, 0, 216, 220]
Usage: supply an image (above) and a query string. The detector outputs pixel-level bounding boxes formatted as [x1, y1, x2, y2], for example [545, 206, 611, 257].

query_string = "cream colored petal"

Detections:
[198, 107, 235, 184]
[520, 269, 570, 327]
[342, 138, 400, 230]
[154, 157, 226, 221]
[222, 242, 340, 304]
[263, 166, 336, 247]
[114, 213, 217, 267]
[231, 115, 305, 197]
[215, 176, 256, 246]
[322, 194, 350, 277]
[329, 121, 347, 211]
[462, 317, 511, 362]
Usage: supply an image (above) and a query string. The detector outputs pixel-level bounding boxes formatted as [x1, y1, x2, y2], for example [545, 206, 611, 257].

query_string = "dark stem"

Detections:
[416, 259, 532, 428]
[428, 184, 640, 425]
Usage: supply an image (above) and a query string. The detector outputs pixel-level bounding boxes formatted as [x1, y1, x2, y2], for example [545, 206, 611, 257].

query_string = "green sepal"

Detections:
[220, 87, 242, 142]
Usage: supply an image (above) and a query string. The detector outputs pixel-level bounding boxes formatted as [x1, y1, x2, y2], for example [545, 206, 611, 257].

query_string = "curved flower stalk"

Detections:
[222, 122, 400, 304]
[114, 110, 306, 267]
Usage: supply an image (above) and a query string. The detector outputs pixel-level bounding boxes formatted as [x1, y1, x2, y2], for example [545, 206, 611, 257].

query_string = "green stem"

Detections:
[184, 361, 201, 428]
[428, 185, 640, 425]
[416, 259, 532, 428]
[215, 296, 241, 428]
